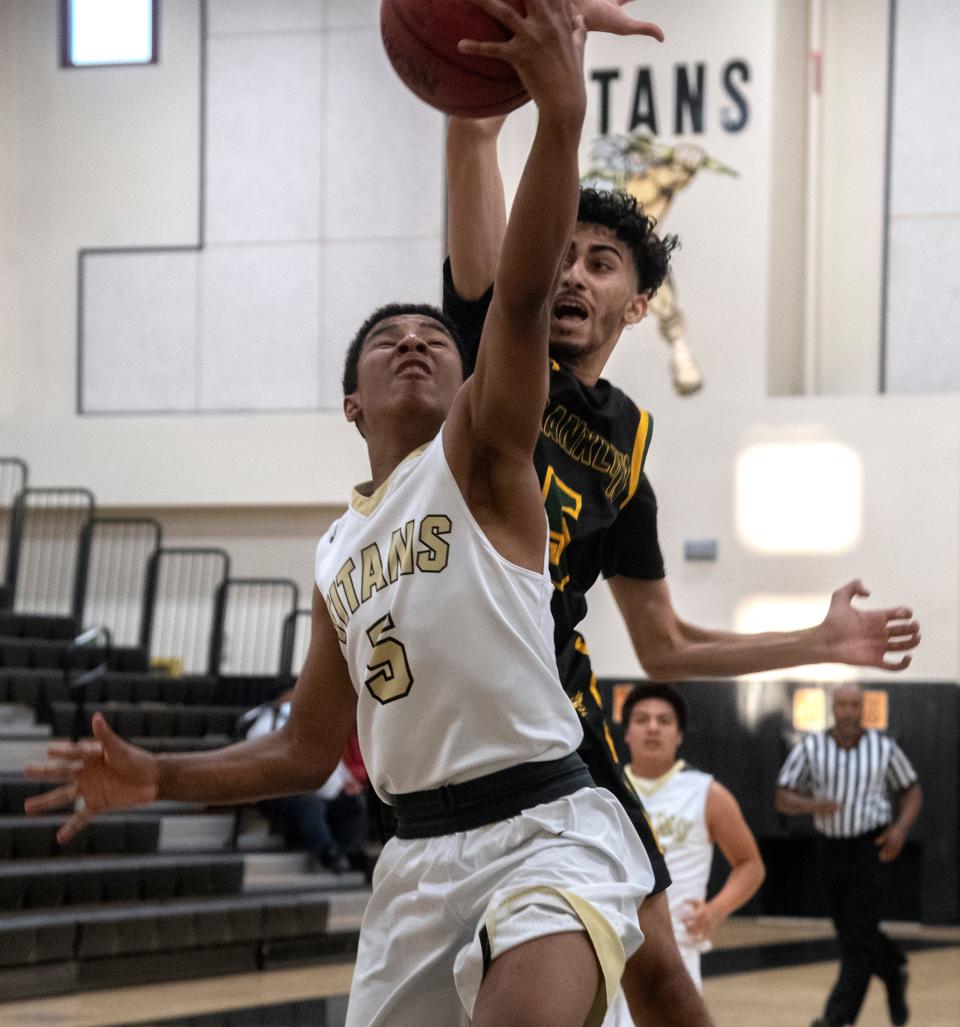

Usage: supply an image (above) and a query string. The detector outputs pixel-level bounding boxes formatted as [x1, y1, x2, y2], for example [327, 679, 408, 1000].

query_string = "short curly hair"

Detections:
[621, 682, 688, 732]
[578, 187, 679, 297]
[342, 302, 467, 396]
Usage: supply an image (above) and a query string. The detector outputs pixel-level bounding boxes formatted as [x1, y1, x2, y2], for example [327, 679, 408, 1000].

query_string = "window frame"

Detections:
[59, 0, 160, 70]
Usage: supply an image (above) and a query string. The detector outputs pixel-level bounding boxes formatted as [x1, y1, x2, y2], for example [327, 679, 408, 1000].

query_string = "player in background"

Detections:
[621, 683, 765, 990]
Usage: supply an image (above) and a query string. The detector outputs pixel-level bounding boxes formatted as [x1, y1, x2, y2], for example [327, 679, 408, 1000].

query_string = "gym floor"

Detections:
[1, 918, 956, 1026]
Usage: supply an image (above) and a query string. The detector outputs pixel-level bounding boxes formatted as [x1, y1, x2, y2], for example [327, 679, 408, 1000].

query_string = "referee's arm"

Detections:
[876, 781, 923, 863]
[775, 788, 839, 818]
[774, 741, 838, 817]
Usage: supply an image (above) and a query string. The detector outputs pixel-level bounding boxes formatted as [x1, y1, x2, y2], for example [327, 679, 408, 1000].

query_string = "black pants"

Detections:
[819, 829, 906, 1025]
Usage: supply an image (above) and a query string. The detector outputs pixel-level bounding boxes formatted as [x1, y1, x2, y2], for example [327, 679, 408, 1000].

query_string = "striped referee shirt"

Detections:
[777, 729, 918, 838]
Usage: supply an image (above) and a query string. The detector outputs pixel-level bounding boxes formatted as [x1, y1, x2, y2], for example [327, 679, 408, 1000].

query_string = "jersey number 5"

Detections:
[364, 613, 414, 704]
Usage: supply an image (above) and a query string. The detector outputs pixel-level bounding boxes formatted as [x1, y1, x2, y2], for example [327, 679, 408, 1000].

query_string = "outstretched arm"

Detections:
[457, 0, 586, 456]
[24, 587, 357, 844]
[445, 2, 662, 306]
[682, 782, 765, 942]
[446, 115, 507, 303]
[444, 0, 586, 555]
[610, 576, 920, 680]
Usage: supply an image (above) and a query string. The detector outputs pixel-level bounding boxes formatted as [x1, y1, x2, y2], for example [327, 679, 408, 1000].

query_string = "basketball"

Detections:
[380, 0, 530, 118]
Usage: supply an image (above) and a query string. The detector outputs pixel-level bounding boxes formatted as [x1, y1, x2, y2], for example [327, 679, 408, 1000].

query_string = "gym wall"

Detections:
[2, 0, 959, 683]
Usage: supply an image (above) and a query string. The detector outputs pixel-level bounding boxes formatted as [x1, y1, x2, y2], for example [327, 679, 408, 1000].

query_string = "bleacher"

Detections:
[0, 457, 367, 1000]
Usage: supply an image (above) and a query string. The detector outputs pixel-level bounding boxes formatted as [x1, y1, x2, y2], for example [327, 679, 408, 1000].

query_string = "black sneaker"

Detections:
[886, 965, 909, 1026]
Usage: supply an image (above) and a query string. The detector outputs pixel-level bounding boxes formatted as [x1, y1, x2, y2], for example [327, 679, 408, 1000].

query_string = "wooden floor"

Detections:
[703, 947, 960, 1027]
[1, 919, 957, 1026]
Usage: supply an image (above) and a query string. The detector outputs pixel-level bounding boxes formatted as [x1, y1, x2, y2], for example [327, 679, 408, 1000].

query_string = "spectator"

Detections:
[245, 693, 370, 877]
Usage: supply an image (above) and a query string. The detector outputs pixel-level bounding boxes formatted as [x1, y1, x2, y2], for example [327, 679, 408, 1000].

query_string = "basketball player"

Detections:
[443, 69, 919, 1027]
[25, 4, 658, 1024]
[622, 683, 765, 990]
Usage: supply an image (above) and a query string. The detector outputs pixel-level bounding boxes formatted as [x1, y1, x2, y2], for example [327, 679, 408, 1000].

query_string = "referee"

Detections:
[776, 682, 922, 1027]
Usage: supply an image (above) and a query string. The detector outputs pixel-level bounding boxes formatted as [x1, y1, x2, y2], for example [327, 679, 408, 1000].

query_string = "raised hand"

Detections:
[573, 0, 663, 39]
[23, 712, 158, 845]
[819, 580, 920, 671]
[459, 0, 587, 114]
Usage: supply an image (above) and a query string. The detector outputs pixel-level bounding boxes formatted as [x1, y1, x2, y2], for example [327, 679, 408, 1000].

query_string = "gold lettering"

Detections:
[326, 583, 349, 630]
[541, 404, 567, 440]
[386, 520, 416, 582]
[335, 558, 359, 613]
[360, 543, 387, 603]
[417, 514, 451, 572]
[541, 402, 635, 503]
[653, 812, 694, 846]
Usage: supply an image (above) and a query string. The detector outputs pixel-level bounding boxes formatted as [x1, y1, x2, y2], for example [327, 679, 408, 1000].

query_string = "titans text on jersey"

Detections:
[323, 515, 452, 643]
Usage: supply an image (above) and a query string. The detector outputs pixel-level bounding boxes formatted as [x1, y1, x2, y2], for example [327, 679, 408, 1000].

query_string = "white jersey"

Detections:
[626, 760, 713, 952]
[315, 429, 583, 802]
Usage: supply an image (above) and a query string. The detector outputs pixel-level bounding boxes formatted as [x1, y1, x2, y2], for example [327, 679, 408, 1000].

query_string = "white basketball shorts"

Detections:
[344, 786, 655, 1027]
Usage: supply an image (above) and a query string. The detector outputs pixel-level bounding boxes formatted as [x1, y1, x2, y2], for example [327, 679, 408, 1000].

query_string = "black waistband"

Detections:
[389, 753, 593, 839]
[819, 825, 889, 844]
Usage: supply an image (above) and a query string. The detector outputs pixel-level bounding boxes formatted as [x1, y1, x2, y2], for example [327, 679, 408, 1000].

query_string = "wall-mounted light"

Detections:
[61, 0, 157, 68]
[736, 441, 862, 554]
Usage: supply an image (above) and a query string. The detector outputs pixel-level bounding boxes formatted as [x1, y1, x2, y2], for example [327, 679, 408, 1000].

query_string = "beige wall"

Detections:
[3, 1, 958, 681]
[1, 0, 370, 506]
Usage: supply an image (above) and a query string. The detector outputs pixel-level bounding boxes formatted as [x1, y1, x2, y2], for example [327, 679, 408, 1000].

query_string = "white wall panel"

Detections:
[889, 0, 960, 217]
[323, 25, 444, 241]
[320, 237, 442, 409]
[199, 243, 321, 410]
[884, 0, 960, 395]
[82, 251, 198, 413]
[886, 217, 960, 393]
[205, 33, 323, 243]
[208, 0, 324, 35]
[322, 0, 379, 30]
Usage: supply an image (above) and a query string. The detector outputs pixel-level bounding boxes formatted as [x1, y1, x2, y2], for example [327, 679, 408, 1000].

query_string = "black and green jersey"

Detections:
[444, 263, 670, 891]
[443, 261, 666, 641]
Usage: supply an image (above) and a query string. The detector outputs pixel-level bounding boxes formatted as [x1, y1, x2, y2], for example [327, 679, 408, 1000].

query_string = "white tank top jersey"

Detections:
[626, 760, 713, 949]
[315, 430, 583, 802]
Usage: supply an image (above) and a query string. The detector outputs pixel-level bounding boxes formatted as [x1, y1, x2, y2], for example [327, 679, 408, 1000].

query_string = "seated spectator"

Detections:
[244, 692, 370, 877]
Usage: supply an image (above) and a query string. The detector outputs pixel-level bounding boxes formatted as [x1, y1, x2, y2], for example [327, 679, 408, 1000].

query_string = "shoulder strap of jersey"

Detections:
[620, 406, 654, 509]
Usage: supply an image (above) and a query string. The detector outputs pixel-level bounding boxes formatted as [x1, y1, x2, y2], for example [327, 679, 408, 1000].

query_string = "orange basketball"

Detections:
[380, 0, 530, 118]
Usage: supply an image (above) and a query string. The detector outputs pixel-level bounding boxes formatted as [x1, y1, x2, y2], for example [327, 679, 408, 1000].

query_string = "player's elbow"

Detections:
[630, 622, 688, 682]
[636, 645, 684, 682]
[639, 661, 676, 683]
[277, 726, 336, 793]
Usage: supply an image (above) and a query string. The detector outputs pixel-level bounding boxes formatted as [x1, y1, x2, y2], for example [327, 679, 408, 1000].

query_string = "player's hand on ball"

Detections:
[459, 0, 587, 113]
[23, 712, 159, 845]
[573, 0, 663, 40]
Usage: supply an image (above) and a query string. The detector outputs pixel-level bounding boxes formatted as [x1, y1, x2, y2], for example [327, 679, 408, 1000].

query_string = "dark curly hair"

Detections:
[342, 302, 467, 395]
[621, 682, 688, 732]
[578, 187, 679, 297]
